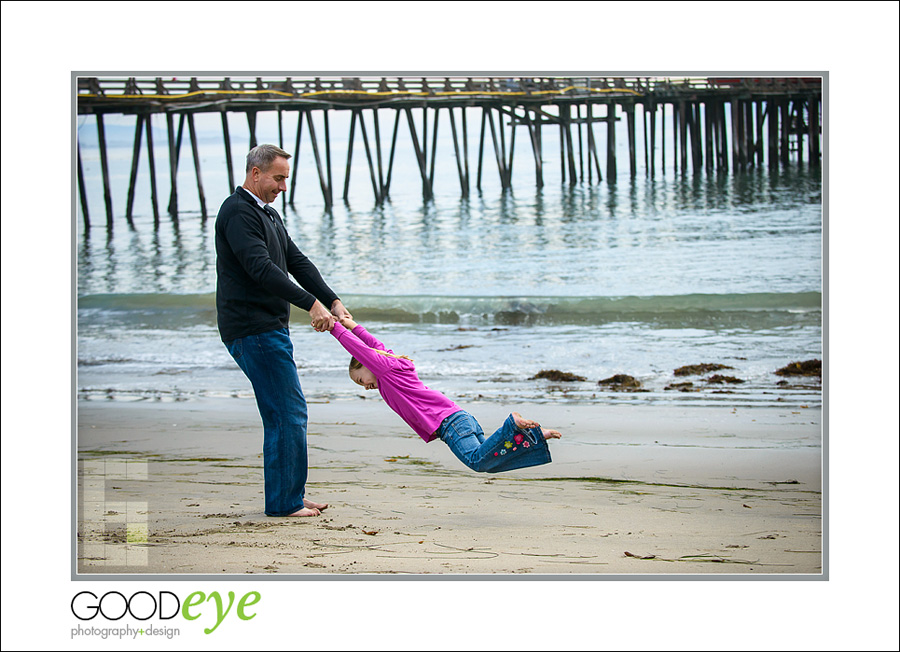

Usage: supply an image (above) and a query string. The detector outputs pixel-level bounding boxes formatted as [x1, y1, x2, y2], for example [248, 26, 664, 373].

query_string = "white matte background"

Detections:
[2, 1, 898, 650]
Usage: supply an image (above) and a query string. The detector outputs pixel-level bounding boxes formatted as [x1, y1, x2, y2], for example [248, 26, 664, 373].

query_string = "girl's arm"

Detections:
[329, 321, 396, 376]
[337, 316, 389, 353]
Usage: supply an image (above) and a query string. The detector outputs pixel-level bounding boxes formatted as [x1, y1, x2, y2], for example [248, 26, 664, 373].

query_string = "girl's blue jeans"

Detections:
[438, 411, 551, 473]
[225, 328, 308, 516]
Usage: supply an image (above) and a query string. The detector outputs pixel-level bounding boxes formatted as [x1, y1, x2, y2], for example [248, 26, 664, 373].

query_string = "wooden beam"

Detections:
[808, 97, 820, 164]
[626, 102, 636, 177]
[247, 111, 257, 149]
[306, 111, 332, 208]
[476, 108, 487, 190]
[222, 111, 235, 192]
[372, 108, 386, 199]
[756, 100, 765, 166]
[718, 101, 728, 172]
[606, 103, 617, 181]
[342, 109, 357, 201]
[462, 107, 471, 195]
[586, 103, 600, 183]
[278, 108, 286, 211]
[384, 109, 401, 197]
[187, 113, 207, 217]
[672, 102, 680, 172]
[96, 114, 114, 229]
[780, 99, 790, 165]
[166, 112, 180, 215]
[357, 109, 382, 204]
[428, 107, 440, 190]
[498, 105, 509, 187]
[748, 101, 758, 166]
[565, 105, 577, 185]
[405, 107, 433, 200]
[324, 110, 333, 200]
[642, 102, 649, 175]
[507, 105, 517, 186]
[289, 111, 303, 205]
[487, 107, 509, 188]
[704, 101, 714, 171]
[649, 101, 656, 176]
[689, 102, 702, 172]
[578, 104, 585, 182]
[559, 109, 566, 184]
[77, 140, 90, 228]
[421, 106, 428, 181]
[767, 100, 778, 168]
[730, 100, 740, 169]
[145, 114, 160, 224]
[661, 103, 666, 172]
[126, 114, 144, 225]
[449, 107, 469, 196]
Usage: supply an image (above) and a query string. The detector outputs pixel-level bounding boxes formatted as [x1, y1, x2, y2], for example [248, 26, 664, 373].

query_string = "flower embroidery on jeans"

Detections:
[503, 441, 513, 449]
[514, 434, 524, 445]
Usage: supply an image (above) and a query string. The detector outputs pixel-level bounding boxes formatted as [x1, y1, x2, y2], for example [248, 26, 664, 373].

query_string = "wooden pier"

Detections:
[76, 75, 822, 228]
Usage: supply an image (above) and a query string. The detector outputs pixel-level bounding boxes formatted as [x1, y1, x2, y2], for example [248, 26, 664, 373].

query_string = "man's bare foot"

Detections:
[287, 507, 320, 517]
[512, 411, 540, 430]
[304, 498, 328, 511]
[542, 428, 562, 440]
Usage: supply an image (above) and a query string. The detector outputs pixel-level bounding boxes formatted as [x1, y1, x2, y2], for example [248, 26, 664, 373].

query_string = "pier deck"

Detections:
[76, 75, 822, 227]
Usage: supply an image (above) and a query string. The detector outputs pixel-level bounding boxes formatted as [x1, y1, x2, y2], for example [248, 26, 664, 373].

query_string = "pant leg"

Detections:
[225, 328, 308, 516]
[439, 411, 551, 473]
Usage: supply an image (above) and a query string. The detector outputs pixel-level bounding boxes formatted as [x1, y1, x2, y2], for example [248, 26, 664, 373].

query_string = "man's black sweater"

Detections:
[215, 187, 339, 342]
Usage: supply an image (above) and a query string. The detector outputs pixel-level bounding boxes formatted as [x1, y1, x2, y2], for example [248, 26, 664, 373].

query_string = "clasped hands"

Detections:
[309, 299, 352, 332]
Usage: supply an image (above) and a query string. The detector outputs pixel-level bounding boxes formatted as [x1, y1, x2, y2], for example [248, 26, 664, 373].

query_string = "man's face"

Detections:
[251, 156, 290, 204]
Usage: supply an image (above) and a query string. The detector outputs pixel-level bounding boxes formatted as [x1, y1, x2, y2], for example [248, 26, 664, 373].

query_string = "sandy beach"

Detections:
[75, 396, 822, 577]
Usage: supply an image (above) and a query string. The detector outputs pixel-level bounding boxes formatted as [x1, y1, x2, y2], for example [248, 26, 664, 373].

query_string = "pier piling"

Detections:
[144, 114, 160, 224]
[95, 114, 113, 229]
[607, 103, 617, 181]
[187, 113, 207, 217]
[125, 114, 144, 226]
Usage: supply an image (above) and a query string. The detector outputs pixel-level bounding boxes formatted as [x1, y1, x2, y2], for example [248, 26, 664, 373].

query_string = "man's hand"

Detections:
[309, 301, 334, 332]
[331, 299, 352, 321]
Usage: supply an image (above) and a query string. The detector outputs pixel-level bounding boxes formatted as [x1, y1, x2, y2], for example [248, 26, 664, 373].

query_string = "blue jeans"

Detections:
[438, 411, 552, 473]
[225, 328, 308, 516]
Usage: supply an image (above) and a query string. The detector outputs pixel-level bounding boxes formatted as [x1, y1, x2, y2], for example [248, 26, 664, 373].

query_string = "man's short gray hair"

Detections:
[246, 144, 291, 173]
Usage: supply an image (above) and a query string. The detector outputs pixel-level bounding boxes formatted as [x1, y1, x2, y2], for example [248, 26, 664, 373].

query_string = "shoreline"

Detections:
[76, 397, 823, 576]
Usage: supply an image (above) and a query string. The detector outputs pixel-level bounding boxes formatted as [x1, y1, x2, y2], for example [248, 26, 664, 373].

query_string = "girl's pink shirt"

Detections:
[330, 322, 462, 442]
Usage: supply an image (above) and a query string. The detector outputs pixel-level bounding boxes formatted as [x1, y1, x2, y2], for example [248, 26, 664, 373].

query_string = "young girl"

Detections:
[328, 316, 561, 473]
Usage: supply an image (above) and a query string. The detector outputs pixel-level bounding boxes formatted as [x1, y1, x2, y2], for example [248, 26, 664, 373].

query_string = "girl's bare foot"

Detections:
[512, 412, 561, 440]
[304, 498, 328, 511]
[287, 507, 321, 517]
[511, 411, 540, 430]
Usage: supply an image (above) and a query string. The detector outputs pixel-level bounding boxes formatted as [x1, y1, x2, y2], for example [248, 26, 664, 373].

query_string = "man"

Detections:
[215, 144, 350, 517]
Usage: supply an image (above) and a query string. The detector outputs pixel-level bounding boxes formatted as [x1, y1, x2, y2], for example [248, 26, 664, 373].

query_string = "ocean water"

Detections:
[76, 107, 823, 408]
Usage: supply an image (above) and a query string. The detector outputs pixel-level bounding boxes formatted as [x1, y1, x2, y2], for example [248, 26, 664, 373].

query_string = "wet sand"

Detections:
[76, 397, 822, 576]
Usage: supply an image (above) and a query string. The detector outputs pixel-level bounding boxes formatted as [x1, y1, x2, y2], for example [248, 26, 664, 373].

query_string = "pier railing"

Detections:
[76, 75, 822, 228]
[78, 75, 821, 106]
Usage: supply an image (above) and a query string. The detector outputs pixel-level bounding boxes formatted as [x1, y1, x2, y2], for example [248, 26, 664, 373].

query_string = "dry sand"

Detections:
[76, 397, 822, 576]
